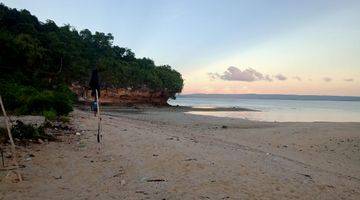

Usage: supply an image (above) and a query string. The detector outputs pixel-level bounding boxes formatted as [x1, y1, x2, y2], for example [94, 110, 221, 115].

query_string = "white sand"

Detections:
[1, 108, 360, 199]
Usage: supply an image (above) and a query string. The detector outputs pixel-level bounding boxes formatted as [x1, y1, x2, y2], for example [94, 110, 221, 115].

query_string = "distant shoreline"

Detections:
[179, 93, 360, 101]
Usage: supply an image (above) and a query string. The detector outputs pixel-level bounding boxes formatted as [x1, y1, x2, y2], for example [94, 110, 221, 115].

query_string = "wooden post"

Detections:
[0, 96, 22, 182]
[95, 90, 102, 144]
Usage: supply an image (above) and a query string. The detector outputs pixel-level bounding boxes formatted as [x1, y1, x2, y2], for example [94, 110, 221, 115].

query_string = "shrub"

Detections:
[43, 109, 57, 121]
[11, 120, 44, 139]
[10, 120, 55, 140]
[0, 83, 75, 117]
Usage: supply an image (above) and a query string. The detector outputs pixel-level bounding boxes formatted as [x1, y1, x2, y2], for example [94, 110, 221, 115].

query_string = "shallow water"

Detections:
[168, 96, 360, 122]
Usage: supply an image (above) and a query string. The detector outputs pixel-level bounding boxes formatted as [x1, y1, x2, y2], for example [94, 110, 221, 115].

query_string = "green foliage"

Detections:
[0, 82, 74, 116]
[0, 3, 184, 113]
[43, 109, 57, 121]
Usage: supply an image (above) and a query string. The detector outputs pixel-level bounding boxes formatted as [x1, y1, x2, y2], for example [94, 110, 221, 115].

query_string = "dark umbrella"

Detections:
[89, 69, 100, 98]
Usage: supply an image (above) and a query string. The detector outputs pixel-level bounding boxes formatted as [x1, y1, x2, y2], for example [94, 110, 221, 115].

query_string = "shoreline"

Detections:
[98, 105, 259, 112]
[96, 105, 360, 123]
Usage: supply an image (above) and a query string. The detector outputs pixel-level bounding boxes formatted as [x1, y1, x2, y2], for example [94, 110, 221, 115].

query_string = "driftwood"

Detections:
[0, 95, 22, 181]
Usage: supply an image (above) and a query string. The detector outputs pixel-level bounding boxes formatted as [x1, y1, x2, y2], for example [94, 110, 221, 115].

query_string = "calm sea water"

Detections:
[168, 96, 360, 122]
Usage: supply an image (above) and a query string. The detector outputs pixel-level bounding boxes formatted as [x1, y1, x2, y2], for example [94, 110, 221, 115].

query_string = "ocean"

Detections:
[168, 95, 360, 122]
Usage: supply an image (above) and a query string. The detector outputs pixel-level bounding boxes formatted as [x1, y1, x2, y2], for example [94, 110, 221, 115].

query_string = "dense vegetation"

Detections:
[0, 4, 183, 117]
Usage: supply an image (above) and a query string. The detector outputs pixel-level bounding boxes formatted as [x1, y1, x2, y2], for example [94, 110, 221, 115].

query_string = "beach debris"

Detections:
[298, 173, 313, 181]
[113, 168, 125, 177]
[146, 178, 166, 182]
[222, 125, 228, 129]
[37, 139, 44, 144]
[25, 157, 32, 161]
[184, 158, 197, 161]
[190, 138, 198, 143]
[166, 136, 180, 141]
[113, 173, 123, 178]
[75, 132, 81, 136]
[152, 154, 159, 157]
[3, 171, 21, 183]
[135, 190, 149, 195]
[53, 175, 62, 180]
[282, 145, 288, 148]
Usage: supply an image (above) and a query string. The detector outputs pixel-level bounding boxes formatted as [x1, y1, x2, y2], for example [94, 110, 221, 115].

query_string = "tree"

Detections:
[0, 3, 184, 112]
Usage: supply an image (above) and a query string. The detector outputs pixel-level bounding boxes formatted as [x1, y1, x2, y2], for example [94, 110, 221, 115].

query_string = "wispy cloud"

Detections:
[344, 78, 354, 82]
[208, 67, 273, 82]
[293, 76, 302, 81]
[323, 77, 332, 82]
[274, 74, 287, 81]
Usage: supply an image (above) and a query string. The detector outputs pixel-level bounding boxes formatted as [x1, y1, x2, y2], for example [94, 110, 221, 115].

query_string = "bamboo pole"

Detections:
[0, 95, 22, 182]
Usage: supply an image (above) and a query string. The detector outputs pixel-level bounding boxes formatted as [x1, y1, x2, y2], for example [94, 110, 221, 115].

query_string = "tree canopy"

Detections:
[0, 4, 183, 98]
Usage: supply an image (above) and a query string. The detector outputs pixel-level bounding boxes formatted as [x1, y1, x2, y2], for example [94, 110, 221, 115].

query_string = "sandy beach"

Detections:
[1, 107, 360, 199]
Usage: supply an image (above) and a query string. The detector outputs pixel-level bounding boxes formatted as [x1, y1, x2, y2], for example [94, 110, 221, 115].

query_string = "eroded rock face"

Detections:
[70, 84, 170, 106]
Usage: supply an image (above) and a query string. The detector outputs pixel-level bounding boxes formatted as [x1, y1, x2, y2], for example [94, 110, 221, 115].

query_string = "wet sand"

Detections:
[1, 107, 360, 199]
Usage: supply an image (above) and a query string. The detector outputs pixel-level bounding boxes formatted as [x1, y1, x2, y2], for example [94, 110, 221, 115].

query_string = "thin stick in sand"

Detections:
[0, 95, 22, 182]
[95, 90, 103, 150]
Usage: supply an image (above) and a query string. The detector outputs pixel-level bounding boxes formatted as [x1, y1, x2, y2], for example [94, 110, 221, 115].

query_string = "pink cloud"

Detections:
[274, 74, 287, 81]
[208, 67, 273, 82]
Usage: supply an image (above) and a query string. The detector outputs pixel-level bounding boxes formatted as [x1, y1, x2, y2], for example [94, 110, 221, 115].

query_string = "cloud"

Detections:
[344, 78, 354, 82]
[323, 77, 332, 82]
[293, 76, 302, 81]
[208, 73, 219, 81]
[264, 75, 273, 82]
[274, 74, 287, 81]
[208, 67, 273, 82]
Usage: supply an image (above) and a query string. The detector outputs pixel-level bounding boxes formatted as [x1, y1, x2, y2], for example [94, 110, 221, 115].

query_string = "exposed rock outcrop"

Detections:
[70, 84, 171, 106]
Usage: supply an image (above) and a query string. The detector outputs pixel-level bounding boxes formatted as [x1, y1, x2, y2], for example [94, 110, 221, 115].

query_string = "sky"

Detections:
[2, 0, 360, 96]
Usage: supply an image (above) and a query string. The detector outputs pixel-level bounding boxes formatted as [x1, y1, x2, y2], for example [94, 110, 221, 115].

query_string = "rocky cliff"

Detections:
[70, 84, 170, 106]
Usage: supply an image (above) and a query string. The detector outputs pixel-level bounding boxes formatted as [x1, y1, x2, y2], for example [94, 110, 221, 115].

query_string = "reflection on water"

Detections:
[169, 97, 360, 122]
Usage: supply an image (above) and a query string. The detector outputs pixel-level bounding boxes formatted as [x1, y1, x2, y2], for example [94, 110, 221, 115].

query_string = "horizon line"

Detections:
[179, 93, 360, 98]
